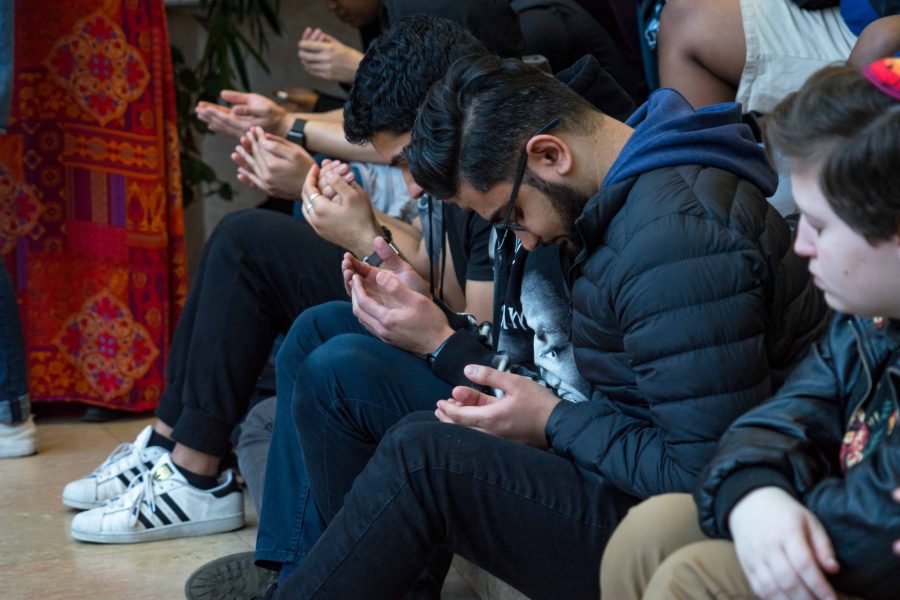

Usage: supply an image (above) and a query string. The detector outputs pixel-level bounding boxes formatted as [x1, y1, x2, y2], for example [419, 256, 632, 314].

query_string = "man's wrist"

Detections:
[423, 327, 455, 360]
[350, 223, 384, 259]
[276, 113, 294, 138]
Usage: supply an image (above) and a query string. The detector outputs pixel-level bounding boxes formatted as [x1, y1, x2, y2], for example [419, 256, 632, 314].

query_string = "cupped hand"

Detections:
[729, 487, 839, 600]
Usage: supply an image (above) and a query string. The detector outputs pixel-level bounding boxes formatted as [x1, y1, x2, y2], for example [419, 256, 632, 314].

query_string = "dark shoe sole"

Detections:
[184, 551, 277, 600]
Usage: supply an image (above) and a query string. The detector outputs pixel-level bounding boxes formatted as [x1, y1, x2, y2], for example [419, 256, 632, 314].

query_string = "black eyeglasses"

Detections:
[496, 117, 561, 234]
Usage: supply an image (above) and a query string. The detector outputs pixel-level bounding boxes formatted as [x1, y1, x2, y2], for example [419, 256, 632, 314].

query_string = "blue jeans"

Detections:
[276, 413, 640, 600]
[255, 301, 453, 585]
[0, 265, 29, 423]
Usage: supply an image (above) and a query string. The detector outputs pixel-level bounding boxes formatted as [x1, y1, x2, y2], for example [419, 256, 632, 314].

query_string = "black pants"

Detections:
[156, 209, 346, 456]
[277, 412, 640, 600]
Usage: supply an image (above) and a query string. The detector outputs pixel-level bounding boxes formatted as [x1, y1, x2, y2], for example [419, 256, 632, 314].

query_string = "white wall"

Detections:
[165, 2, 361, 273]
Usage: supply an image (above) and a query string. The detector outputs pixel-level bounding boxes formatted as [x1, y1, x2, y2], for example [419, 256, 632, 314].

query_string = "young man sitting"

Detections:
[266, 51, 826, 598]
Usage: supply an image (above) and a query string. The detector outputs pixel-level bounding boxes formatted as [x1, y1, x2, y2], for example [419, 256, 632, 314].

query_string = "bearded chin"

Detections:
[523, 169, 589, 244]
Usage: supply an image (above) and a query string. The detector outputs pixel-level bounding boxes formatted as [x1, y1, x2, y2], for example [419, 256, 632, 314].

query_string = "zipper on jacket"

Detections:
[886, 366, 900, 415]
[846, 319, 875, 429]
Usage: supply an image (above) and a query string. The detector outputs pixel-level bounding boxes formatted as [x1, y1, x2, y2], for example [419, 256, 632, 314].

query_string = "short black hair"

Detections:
[343, 16, 487, 145]
[406, 53, 598, 200]
[383, 0, 523, 58]
[766, 64, 900, 242]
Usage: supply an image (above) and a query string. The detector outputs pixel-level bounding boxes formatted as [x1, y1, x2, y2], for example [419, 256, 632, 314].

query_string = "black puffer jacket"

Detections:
[695, 314, 900, 600]
[544, 162, 826, 499]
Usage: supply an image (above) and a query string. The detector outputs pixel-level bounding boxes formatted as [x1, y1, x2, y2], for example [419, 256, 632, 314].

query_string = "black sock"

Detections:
[173, 463, 220, 490]
[148, 429, 175, 452]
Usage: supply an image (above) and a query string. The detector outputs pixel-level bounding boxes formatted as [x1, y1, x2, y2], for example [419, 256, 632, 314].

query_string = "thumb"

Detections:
[807, 515, 839, 574]
[372, 235, 403, 267]
[374, 269, 405, 296]
[462, 364, 511, 391]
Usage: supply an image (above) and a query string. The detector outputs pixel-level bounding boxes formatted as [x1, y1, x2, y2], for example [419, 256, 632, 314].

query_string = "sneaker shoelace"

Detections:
[106, 469, 159, 527]
[92, 441, 146, 479]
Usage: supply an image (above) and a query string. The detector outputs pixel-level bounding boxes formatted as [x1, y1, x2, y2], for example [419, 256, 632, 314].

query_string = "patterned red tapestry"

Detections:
[0, 0, 187, 411]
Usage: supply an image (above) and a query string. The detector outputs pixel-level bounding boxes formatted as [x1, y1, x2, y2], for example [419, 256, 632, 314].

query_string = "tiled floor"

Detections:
[0, 415, 480, 599]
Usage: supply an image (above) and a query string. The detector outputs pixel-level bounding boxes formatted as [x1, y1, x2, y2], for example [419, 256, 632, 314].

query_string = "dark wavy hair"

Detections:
[765, 64, 900, 242]
[343, 16, 487, 144]
[406, 53, 597, 200]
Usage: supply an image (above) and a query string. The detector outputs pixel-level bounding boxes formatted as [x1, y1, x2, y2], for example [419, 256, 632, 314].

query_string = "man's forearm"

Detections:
[302, 121, 384, 163]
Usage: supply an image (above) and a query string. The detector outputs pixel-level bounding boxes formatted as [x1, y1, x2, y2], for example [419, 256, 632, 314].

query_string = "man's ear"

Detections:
[525, 134, 573, 178]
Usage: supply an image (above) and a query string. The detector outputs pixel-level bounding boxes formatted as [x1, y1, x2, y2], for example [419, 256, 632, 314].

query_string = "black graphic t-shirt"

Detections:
[491, 231, 590, 403]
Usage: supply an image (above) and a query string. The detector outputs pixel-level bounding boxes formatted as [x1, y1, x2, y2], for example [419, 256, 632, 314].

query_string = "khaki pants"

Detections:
[600, 494, 860, 600]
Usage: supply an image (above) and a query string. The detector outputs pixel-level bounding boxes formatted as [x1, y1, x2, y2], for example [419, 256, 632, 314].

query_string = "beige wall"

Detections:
[165, 1, 361, 274]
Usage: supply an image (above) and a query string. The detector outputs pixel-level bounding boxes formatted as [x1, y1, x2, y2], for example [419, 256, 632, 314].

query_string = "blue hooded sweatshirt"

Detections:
[603, 89, 778, 196]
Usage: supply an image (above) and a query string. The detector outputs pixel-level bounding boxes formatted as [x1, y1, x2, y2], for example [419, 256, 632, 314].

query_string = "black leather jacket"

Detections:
[695, 314, 900, 600]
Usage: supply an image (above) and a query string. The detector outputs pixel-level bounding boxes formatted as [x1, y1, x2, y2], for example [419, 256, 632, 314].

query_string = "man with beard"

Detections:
[267, 53, 827, 599]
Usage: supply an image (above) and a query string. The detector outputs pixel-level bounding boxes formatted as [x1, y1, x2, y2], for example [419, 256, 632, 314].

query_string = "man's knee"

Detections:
[376, 414, 444, 470]
[290, 333, 382, 416]
[644, 540, 745, 599]
[276, 302, 354, 375]
[600, 494, 701, 599]
[660, 0, 705, 40]
[659, 0, 737, 51]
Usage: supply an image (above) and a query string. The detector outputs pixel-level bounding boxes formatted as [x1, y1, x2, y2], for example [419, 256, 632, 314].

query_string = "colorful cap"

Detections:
[863, 57, 900, 101]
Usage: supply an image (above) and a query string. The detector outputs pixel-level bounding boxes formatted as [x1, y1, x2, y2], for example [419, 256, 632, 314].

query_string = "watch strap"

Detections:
[286, 118, 308, 150]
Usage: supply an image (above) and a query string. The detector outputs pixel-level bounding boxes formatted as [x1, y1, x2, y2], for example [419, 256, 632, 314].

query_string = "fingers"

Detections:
[341, 252, 367, 295]
[236, 167, 268, 193]
[806, 516, 839, 576]
[462, 364, 518, 393]
[234, 143, 261, 175]
[301, 162, 322, 203]
[200, 109, 245, 138]
[349, 274, 386, 335]
[894, 489, 900, 556]
[220, 89, 251, 105]
[343, 252, 370, 278]
[298, 39, 330, 53]
[323, 167, 362, 199]
[435, 399, 499, 432]
[783, 535, 836, 600]
[449, 385, 494, 407]
[236, 170, 261, 192]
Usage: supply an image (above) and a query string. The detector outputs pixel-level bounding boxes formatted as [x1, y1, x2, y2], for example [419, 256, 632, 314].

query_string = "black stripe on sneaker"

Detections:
[212, 477, 241, 498]
[130, 467, 141, 477]
[144, 461, 154, 470]
[160, 493, 190, 522]
[137, 512, 155, 530]
[153, 506, 172, 526]
[117, 473, 131, 487]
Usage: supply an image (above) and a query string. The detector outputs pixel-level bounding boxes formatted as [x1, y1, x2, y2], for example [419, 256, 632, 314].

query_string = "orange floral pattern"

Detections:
[2, 1, 185, 411]
[0, 161, 45, 255]
[52, 290, 160, 401]
[45, 13, 150, 126]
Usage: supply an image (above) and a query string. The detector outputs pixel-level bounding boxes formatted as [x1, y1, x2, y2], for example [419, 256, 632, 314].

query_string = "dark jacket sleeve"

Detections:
[694, 317, 900, 600]
[694, 316, 851, 538]
[547, 211, 776, 499]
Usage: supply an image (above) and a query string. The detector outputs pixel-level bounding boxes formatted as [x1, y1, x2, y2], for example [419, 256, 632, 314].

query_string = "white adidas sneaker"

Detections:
[0, 415, 37, 458]
[62, 425, 167, 510]
[70, 453, 244, 544]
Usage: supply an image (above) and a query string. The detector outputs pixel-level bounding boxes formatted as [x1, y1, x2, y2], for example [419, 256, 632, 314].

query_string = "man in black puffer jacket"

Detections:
[600, 61, 900, 600]
[269, 54, 826, 599]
